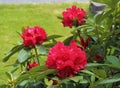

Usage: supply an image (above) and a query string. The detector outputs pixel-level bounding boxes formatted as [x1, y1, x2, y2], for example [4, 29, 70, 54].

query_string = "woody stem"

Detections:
[34, 46, 40, 65]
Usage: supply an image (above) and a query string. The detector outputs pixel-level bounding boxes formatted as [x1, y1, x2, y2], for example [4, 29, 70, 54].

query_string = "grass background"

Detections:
[0, 2, 90, 85]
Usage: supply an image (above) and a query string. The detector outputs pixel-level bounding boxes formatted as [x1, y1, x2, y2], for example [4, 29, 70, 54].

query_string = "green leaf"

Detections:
[16, 68, 57, 84]
[94, 13, 103, 24]
[81, 70, 102, 79]
[18, 49, 31, 63]
[69, 76, 83, 82]
[98, 73, 120, 84]
[38, 45, 47, 55]
[75, 24, 93, 31]
[46, 35, 62, 41]
[94, 10, 112, 24]
[15, 73, 29, 85]
[106, 56, 120, 66]
[87, 63, 107, 67]
[87, 63, 120, 69]
[79, 79, 88, 84]
[44, 69, 57, 75]
[92, 0, 120, 7]
[6, 72, 13, 81]
[29, 66, 48, 73]
[3, 45, 23, 62]
[63, 36, 73, 45]
[9, 67, 18, 74]
[18, 80, 29, 87]
[57, 15, 63, 20]
[92, 69, 107, 78]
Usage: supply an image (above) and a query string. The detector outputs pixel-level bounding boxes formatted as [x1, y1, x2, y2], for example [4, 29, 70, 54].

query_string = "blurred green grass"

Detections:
[0, 2, 89, 85]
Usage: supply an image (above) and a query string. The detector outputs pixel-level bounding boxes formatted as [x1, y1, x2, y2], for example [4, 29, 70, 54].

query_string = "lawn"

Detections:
[0, 2, 89, 85]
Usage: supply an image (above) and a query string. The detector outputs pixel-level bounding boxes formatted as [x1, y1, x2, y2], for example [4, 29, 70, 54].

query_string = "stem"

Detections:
[77, 30, 81, 39]
[20, 64, 23, 72]
[95, 24, 100, 44]
[66, 84, 68, 88]
[34, 46, 40, 65]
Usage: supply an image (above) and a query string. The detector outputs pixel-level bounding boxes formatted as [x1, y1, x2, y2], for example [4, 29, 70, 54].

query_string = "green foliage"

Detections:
[3, 45, 23, 62]
[18, 48, 31, 63]
[2, 0, 120, 88]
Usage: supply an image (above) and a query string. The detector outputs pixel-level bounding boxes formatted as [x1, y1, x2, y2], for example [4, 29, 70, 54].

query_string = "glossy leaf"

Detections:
[18, 49, 31, 63]
[46, 35, 62, 41]
[29, 66, 48, 73]
[87, 63, 120, 69]
[92, 69, 107, 78]
[38, 45, 47, 55]
[106, 56, 120, 66]
[87, 63, 107, 67]
[92, 0, 120, 7]
[81, 70, 102, 79]
[98, 73, 120, 84]
[63, 36, 73, 45]
[18, 80, 29, 88]
[3, 45, 23, 62]
[69, 76, 83, 82]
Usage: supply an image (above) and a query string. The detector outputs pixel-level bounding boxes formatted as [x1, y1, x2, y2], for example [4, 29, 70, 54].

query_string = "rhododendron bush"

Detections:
[2, 0, 120, 88]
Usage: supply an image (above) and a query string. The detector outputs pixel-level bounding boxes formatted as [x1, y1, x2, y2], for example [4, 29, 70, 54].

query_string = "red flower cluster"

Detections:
[27, 61, 38, 71]
[21, 26, 47, 47]
[62, 5, 86, 28]
[46, 41, 87, 79]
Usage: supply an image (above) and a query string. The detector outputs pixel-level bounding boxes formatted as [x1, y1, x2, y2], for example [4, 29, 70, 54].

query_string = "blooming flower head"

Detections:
[46, 41, 87, 79]
[62, 5, 86, 28]
[21, 26, 47, 47]
[27, 61, 38, 71]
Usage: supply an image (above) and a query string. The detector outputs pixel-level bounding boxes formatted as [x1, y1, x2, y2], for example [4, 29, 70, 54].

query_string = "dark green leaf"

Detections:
[46, 35, 62, 41]
[63, 36, 73, 45]
[18, 49, 31, 63]
[57, 15, 63, 20]
[3, 45, 23, 62]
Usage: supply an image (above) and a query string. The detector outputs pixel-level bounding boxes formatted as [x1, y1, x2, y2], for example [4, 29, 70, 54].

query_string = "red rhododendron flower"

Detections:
[46, 41, 87, 79]
[27, 61, 38, 71]
[62, 5, 86, 28]
[21, 26, 47, 47]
